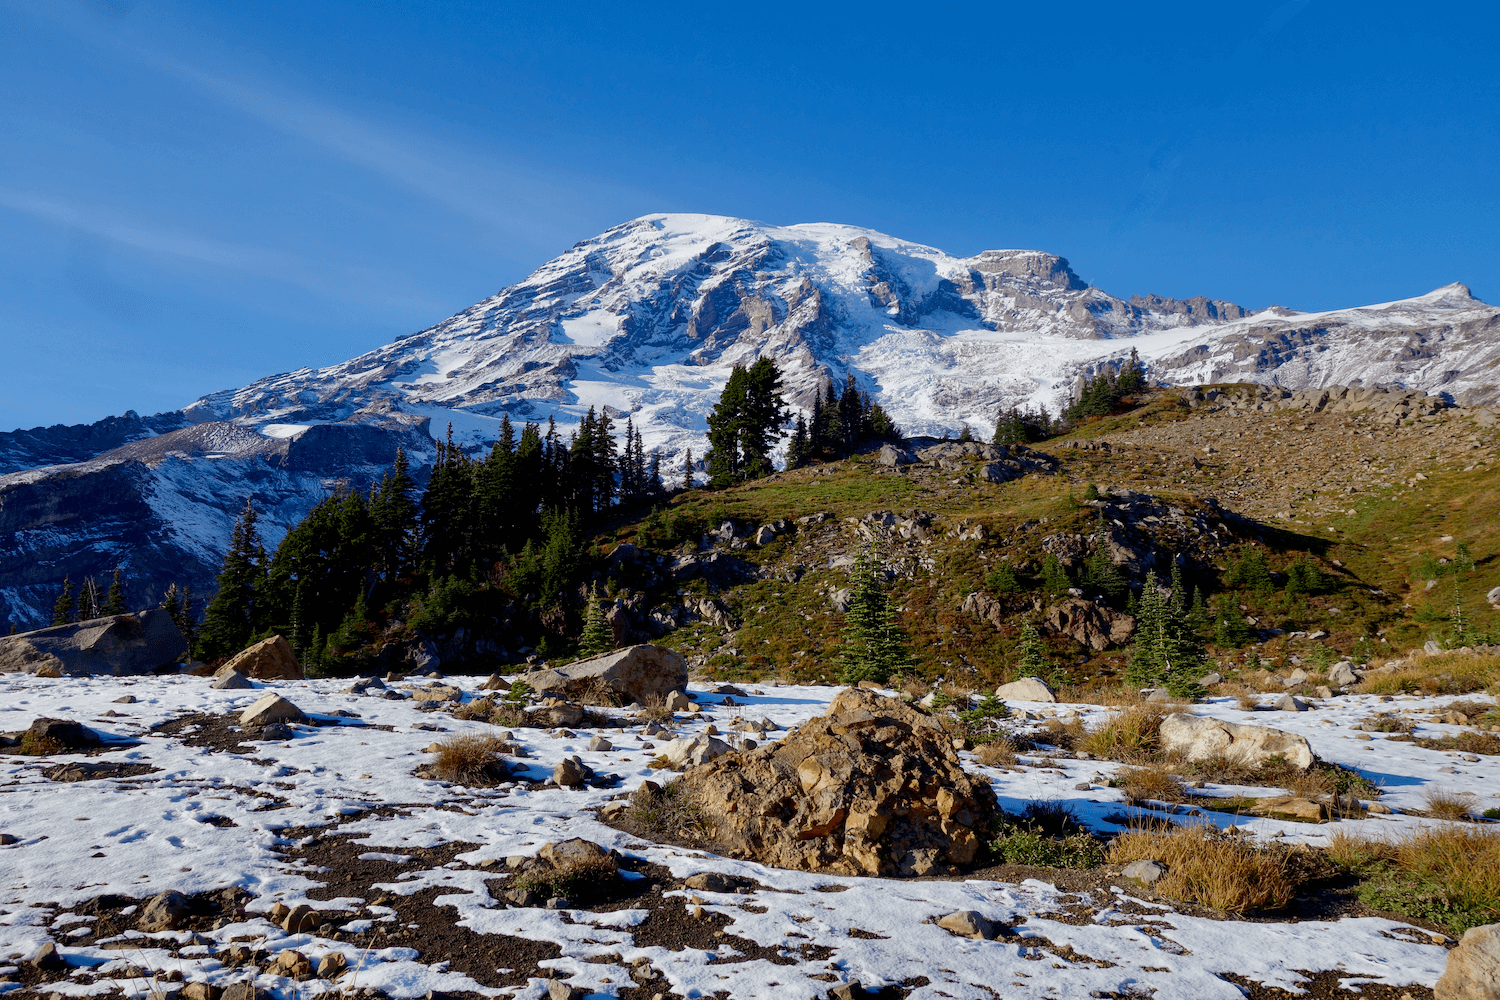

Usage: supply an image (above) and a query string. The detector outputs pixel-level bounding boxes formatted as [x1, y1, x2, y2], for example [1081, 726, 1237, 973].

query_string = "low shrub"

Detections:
[973, 738, 1018, 768]
[430, 734, 511, 785]
[1107, 825, 1295, 913]
[625, 780, 709, 842]
[1424, 787, 1479, 821]
[1117, 765, 1185, 805]
[511, 856, 620, 905]
[992, 828, 1104, 868]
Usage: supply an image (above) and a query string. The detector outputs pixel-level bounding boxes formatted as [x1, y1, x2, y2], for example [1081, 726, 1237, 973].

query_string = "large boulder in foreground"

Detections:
[0, 610, 186, 676]
[672, 689, 998, 877]
[215, 635, 302, 681]
[1158, 712, 1315, 771]
[1436, 922, 1500, 999]
[528, 644, 687, 705]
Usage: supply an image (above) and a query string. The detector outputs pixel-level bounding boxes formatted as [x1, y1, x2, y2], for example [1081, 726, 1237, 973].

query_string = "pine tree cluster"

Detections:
[837, 549, 912, 685]
[787, 374, 899, 469]
[1061, 348, 1146, 423]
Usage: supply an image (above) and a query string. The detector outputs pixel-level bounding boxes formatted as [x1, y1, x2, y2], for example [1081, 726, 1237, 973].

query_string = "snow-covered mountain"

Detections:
[3, 213, 1497, 629]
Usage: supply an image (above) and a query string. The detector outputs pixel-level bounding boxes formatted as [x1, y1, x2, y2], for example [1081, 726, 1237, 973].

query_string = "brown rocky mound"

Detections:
[671, 689, 997, 876]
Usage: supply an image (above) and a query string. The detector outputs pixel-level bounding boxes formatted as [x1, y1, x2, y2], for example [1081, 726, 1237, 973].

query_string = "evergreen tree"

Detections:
[837, 548, 912, 684]
[681, 447, 695, 490]
[705, 366, 750, 486]
[198, 499, 266, 661]
[837, 375, 862, 456]
[104, 568, 127, 615]
[1188, 586, 1211, 637]
[1082, 524, 1125, 601]
[1169, 561, 1188, 614]
[705, 358, 790, 486]
[1226, 546, 1274, 591]
[289, 579, 309, 656]
[421, 425, 475, 575]
[1041, 554, 1072, 596]
[1213, 596, 1255, 647]
[786, 413, 810, 469]
[1125, 570, 1205, 698]
[577, 584, 615, 659]
[371, 446, 419, 584]
[1116, 347, 1145, 395]
[1015, 617, 1053, 678]
[648, 452, 664, 496]
[52, 576, 74, 626]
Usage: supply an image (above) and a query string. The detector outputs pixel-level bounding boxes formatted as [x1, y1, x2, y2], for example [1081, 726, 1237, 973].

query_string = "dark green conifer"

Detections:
[52, 576, 74, 626]
[104, 568, 127, 616]
[837, 548, 911, 685]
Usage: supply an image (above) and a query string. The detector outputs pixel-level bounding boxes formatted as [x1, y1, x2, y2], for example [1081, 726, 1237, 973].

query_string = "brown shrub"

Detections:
[488, 703, 528, 728]
[1117, 765, 1185, 805]
[451, 696, 496, 721]
[1107, 825, 1295, 913]
[974, 739, 1018, 768]
[1424, 787, 1479, 820]
[430, 734, 511, 785]
[579, 678, 623, 707]
[1080, 706, 1165, 762]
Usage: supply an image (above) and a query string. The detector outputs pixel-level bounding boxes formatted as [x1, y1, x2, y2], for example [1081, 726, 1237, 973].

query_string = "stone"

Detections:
[876, 443, 915, 467]
[480, 674, 511, 691]
[936, 910, 997, 940]
[1251, 796, 1327, 822]
[534, 702, 585, 728]
[1284, 668, 1309, 686]
[1425, 640, 1445, 655]
[221, 984, 267, 1000]
[672, 690, 998, 876]
[316, 953, 347, 979]
[1042, 597, 1136, 650]
[1329, 661, 1362, 688]
[211, 670, 254, 690]
[258, 723, 293, 741]
[1198, 672, 1223, 688]
[994, 677, 1056, 703]
[138, 890, 192, 931]
[588, 736, 613, 751]
[546, 981, 582, 1000]
[1122, 859, 1167, 884]
[538, 838, 615, 871]
[114, 695, 138, 703]
[0, 833, 18, 845]
[684, 872, 738, 892]
[215, 636, 302, 681]
[26, 718, 101, 748]
[31, 941, 67, 971]
[1157, 713, 1316, 771]
[1274, 694, 1308, 712]
[526, 644, 688, 705]
[181, 983, 223, 1000]
[657, 734, 734, 768]
[664, 690, 693, 713]
[553, 759, 589, 787]
[274, 949, 313, 979]
[1488, 586, 1500, 606]
[282, 903, 318, 934]
[753, 524, 780, 546]
[240, 694, 307, 728]
[410, 684, 462, 703]
[1146, 689, 1180, 704]
[0, 609, 187, 676]
[1435, 921, 1500, 1000]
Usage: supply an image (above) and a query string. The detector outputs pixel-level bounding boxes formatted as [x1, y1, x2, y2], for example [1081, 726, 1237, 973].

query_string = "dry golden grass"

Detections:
[579, 678, 623, 707]
[1055, 682, 1146, 707]
[1327, 824, 1500, 933]
[451, 696, 495, 721]
[973, 739, 1019, 768]
[430, 734, 510, 785]
[1117, 765, 1185, 805]
[1107, 825, 1295, 913]
[1282, 768, 1335, 800]
[1080, 705, 1166, 762]
[1358, 653, 1500, 696]
[1235, 694, 1261, 712]
[1424, 787, 1479, 820]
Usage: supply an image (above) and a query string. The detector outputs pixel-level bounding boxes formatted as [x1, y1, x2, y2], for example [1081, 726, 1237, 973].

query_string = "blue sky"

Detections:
[1, 0, 1496, 430]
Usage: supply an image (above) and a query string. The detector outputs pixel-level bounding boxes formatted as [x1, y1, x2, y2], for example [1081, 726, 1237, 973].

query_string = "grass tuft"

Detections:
[973, 738, 1018, 768]
[1117, 764, 1185, 805]
[1424, 787, 1479, 821]
[430, 734, 510, 785]
[1107, 825, 1295, 913]
[1328, 825, 1500, 934]
[1080, 706, 1166, 762]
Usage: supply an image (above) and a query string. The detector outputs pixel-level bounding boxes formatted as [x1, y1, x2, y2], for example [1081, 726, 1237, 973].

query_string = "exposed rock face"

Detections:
[1436, 922, 1500, 1000]
[215, 635, 302, 681]
[1043, 597, 1136, 650]
[1157, 713, 1315, 771]
[527, 644, 688, 704]
[673, 689, 998, 876]
[0, 610, 186, 676]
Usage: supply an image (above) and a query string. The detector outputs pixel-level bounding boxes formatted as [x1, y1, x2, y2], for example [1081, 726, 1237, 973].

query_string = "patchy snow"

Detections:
[2, 673, 1487, 999]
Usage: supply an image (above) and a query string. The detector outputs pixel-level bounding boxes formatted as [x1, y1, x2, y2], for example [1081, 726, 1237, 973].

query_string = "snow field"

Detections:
[1, 672, 1490, 999]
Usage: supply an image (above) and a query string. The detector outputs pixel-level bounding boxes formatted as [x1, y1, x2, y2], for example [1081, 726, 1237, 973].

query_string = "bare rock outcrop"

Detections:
[215, 635, 302, 681]
[1043, 597, 1136, 650]
[671, 689, 997, 877]
[527, 643, 687, 704]
[0, 609, 186, 676]
[1436, 921, 1500, 1000]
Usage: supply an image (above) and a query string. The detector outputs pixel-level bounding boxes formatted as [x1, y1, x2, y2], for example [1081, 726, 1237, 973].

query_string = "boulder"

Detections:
[0, 609, 187, 676]
[138, 890, 192, 932]
[1043, 597, 1135, 650]
[876, 444, 915, 467]
[1273, 694, 1308, 712]
[1436, 922, 1500, 1000]
[1122, 860, 1167, 884]
[538, 838, 615, 872]
[215, 635, 302, 681]
[211, 670, 253, 690]
[657, 734, 734, 768]
[1158, 713, 1315, 771]
[994, 677, 1056, 703]
[239, 693, 308, 728]
[553, 759, 590, 787]
[672, 689, 998, 876]
[526, 643, 687, 705]
[1198, 673, 1223, 688]
[1329, 661, 1362, 688]
[26, 718, 101, 748]
[936, 910, 997, 940]
[1250, 796, 1327, 822]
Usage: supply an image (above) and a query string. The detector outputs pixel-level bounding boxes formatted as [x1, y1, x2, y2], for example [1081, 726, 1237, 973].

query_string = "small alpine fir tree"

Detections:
[577, 585, 615, 659]
[104, 568, 127, 616]
[838, 548, 912, 685]
[52, 576, 74, 626]
[1126, 570, 1205, 698]
[1014, 617, 1053, 679]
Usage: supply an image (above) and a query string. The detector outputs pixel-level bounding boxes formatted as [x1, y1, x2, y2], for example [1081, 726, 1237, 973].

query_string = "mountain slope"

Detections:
[2, 213, 1496, 630]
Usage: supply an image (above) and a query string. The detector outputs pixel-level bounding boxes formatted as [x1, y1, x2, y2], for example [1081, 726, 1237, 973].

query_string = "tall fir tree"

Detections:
[104, 568, 127, 615]
[1125, 570, 1205, 698]
[681, 447, 695, 490]
[52, 576, 74, 626]
[576, 584, 615, 659]
[198, 499, 266, 661]
[786, 413, 810, 469]
[705, 366, 750, 487]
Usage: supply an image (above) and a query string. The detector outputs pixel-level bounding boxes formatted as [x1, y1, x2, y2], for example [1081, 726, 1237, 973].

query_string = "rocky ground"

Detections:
[2, 665, 1495, 1000]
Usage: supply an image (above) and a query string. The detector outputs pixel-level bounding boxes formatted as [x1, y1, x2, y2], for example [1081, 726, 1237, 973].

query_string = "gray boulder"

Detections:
[528, 644, 687, 705]
[239, 693, 307, 728]
[0, 609, 186, 676]
[1122, 859, 1168, 884]
[211, 670, 253, 690]
[1329, 660, 1362, 688]
[936, 909, 998, 940]
[876, 443, 915, 467]
[995, 676, 1056, 703]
